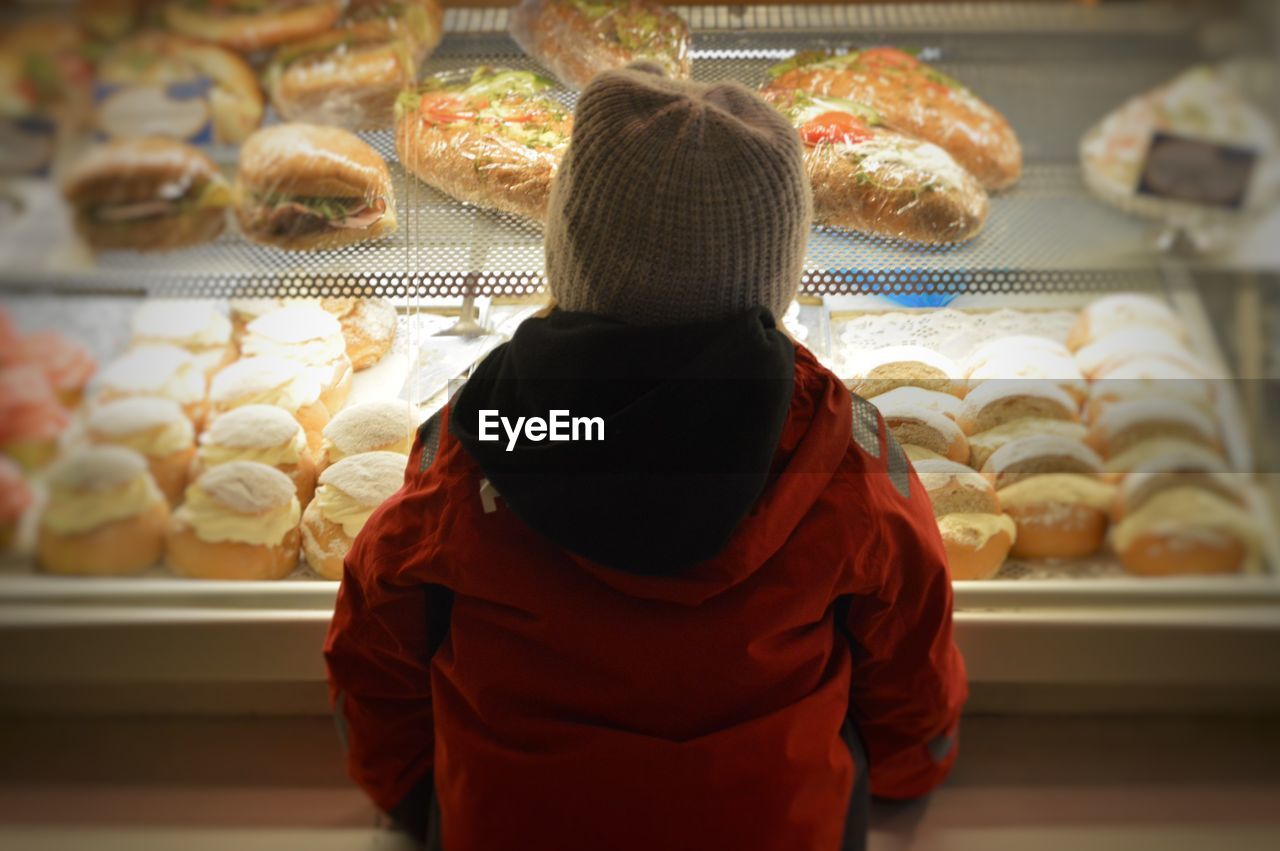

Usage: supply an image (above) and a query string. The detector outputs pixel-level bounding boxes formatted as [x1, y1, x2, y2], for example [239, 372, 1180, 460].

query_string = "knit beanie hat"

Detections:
[545, 63, 812, 326]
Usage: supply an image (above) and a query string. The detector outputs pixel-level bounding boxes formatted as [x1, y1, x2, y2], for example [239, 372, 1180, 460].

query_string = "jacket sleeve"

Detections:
[323, 424, 445, 841]
[839, 403, 968, 801]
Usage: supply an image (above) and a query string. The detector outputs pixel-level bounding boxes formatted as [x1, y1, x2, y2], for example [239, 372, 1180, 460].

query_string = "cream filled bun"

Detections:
[1073, 326, 1202, 379]
[957, 378, 1080, 436]
[130, 299, 236, 377]
[196, 404, 316, 508]
[847, 345, 964, 399]
[914, 458, 1000, 517]
[903, 444, 947, 463]
[1086, 397, 1220, 459]
[964, 335, 1086, 402]
[319, 297, 398, 371]
[1101, 437, 1228, 482]
[243, 303, 353, 414]
[1066, 294, 1187, 351]
[302, 450, 405, 579]
[209, 356, 330, 453]
[981, 434, 1103, 490]
[967, 418, 1089, 470]
[94, 344, 209, 429]
[870, 391, 969, 464]
[229, 296, 286, 340]
[965, 335, 1071, 374]
[998, 473, 1116, 560]
[868, 386, 961, 420]
[166, 461, 301, 580]
[318, 399, 414, 471]
[37, 445, 169, 575]
[85, 397, 195, 506]
[1113, 487, 1261, 576]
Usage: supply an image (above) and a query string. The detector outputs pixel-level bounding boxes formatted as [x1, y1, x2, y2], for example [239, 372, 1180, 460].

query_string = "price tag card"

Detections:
[1136, 131, 1258, 210]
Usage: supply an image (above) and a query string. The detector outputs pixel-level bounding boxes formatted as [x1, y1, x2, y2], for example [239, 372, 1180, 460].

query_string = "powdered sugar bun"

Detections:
[95, 344, 208, 427]
[39, 446, 169, 575]
[965, 335, 1071, 375]
[320, 297, 398, 371]
[1067, 294, 1187, 351]
[871, 392, 969, 464]
[86, 397, 195, 506]
[982, 435, 1103, 489]
[968, 418, 1089, 470]
[1085, 356, 1215, 422]
[319, 399, 414, 469]
[209, 356, 330, 451]
[848, 345, 963, 399]
[914, 458, 999, 517]
[244, 303, 352, 412]
[229, 297, 286, 339]
[303, 450, 405, 579]
[1074, 327, 1202, 379]
[967, 351, 1087, 404]
[957, 379, 1080, 436]
[1086, 397, 1220, 458]
[197, 404, 316, 506]
[870, 387, 960, 420]
[131, 299, 235, 375]
[317, 450, 406, 507]
[904, 444, 947, 463]
[998, 473, 1116, 559]
[1113, 487, 1259, 576]
[194, 460, 296, 515]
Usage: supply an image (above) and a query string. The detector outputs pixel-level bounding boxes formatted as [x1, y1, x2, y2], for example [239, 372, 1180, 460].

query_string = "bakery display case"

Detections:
[1, 2, 1279, 713]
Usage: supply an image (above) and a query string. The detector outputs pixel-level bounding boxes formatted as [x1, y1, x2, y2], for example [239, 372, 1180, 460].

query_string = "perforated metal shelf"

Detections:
[0, 4, 1205, 299]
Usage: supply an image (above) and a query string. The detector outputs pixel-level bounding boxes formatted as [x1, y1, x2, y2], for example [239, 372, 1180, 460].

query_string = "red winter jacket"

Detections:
[325, 310, 966, 851]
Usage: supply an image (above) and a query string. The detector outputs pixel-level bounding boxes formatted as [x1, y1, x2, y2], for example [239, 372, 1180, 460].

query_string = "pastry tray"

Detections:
[0, 3, 1243, 300]
[825, 286, 1280, 601]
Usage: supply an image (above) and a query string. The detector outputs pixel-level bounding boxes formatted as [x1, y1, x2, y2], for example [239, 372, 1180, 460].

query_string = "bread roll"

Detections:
[243, 303, 353, 414]
[981, 435, 1103, 490]
[967, 418, 1089, 471]
[848, 345, 963, 399]
[131, 300, 235, 377]
[1067, 294, 1187, 351]
[937, 513, 1017, 580]
[209, 356, 331, 454]
[94, 344, 208, 429]
[196, 404, 316, 508]
[998, 473, 1116, 560]
[915, 458, 999, 517]
[318, 297, 398, 371]
[166, 461, 301, 580]
[1113, 487, 1260, 576]
[319, 400, 414, 471]
[1086, 397, 1220, 459]
[85, 396, 195, 506]
[964, 336, 1086, 402]
[965, 335, 1071, 374]
[1112, 448, 1243, 518]
[1102, 437, 1228, 482]
[1073, 327, 1202, 379]
[868, 386, 960, 420]
[1085, 357, 1215, 423]
[301, 450, 405, 579]
[903, 444, 947, 463]
[38, 446, 169, 575]
[870, 392, 968, 464]
[957, 379, 1080, 436]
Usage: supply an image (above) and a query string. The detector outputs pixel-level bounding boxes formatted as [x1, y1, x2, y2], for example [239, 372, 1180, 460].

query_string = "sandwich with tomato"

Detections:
[508, 0, 690, 90]
[61, 136, 233, 252]
[163, 0, 347, 53]
[266, 0, 444, 130]
[395, 67, 572, 221]
[762, 47, 1021, 191]
[763, 88, 989, 244]
[235, 122, 397, 251]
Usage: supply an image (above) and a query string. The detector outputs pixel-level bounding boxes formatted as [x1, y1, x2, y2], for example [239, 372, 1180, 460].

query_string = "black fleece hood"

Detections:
[450, 308, 795, 576]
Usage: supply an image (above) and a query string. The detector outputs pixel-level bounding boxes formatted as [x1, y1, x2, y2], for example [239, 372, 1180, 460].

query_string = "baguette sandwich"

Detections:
[235, 122, 397, 251]
[762, 47, 1022, 191]
[395, 67, 572, 221]
[508, 0, 691, 90]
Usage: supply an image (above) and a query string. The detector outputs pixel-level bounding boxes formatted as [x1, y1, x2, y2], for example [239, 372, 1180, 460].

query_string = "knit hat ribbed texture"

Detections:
[545, 62, 812, 326]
